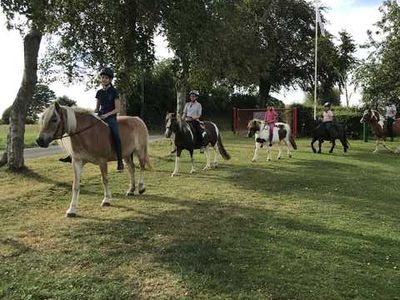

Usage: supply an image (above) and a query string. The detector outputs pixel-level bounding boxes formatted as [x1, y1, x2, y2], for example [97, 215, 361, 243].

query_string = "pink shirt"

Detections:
[264, 110, 277, 124]
[323, 110, 333, 122]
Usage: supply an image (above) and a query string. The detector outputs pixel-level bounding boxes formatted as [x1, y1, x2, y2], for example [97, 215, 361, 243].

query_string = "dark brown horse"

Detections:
[360, 109, 400, 153]
[311, 122, 349, 154]
[164, 113, 230, 176]
[36, 103, 151, 217]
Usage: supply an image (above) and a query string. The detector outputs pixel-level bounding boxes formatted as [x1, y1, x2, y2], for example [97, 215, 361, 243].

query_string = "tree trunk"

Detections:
[175, 75, 188, 115]
[5, 29, 42, 170]
[259, 72, 272, 108]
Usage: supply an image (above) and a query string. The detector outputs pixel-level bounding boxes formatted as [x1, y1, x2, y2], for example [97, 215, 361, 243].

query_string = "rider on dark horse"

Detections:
[183, 90, 207, 153]
[322, 102, 334, 139]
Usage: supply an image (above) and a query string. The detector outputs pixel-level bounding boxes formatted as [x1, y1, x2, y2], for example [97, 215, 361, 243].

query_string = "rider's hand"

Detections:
[100, 114, 108, 119]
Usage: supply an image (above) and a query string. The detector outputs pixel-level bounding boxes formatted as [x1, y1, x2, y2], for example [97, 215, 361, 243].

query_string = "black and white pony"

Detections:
[164, 113, 230, 176]
[247, 119, 297, 161]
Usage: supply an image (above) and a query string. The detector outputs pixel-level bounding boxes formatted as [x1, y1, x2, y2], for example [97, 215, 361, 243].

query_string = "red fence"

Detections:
[232, 107, 298, 137]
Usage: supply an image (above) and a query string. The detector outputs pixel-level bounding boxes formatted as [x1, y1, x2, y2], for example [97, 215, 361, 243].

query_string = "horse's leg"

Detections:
[212, 145, 219, 168]
[284, 139, 292, 158]
[277, 140, 282, 160]
[125, 155, 136, 196]
[189, 149, 196, 174]
[66, 160, 84, 217]
[373, 140, 379, 153]
[311, 138, 317, 153]
[329, 139, 336, 153]
[171, 149, 182, 177]
[137, 155, 146, 194]
[318, 140, 322, 153]
[266, 144, 271, 161]
[99, 162, 112, 207]
[382, 140, 394, 153]
[203, 146, 211, 170]
[251, 142, 261, 162]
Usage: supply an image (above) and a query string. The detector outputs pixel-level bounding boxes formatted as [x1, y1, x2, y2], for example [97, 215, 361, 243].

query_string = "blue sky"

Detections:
[0, 0, 384, 114]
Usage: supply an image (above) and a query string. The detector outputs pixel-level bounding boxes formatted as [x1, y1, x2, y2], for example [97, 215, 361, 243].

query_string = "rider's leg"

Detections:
[106, 116, 124, 171]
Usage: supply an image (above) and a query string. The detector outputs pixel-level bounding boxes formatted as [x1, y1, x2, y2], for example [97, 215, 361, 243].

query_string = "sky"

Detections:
[0, 0, 384, 116]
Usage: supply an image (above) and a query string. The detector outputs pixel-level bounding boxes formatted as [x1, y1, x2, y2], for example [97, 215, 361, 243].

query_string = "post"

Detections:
[363, 123, 368, 142]
[314, 1, 319, 121]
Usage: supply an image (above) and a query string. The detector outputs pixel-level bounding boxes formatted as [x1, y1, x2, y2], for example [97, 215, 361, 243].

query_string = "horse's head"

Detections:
[165, 112, 178, 138]
[247, 119, 261, 137]
[360, 109, 380, 124]
[36, 102, 65, 148]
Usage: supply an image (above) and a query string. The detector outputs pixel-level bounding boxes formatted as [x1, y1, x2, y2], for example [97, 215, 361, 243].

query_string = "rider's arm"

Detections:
[94, 98, 100, 113]
[101, 99, 121, 119]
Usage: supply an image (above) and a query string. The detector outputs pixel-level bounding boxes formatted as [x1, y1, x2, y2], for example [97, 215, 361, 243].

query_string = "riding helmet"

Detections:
[99, 67, 114, 79]
[189, 90, 199, 96]
[323, 102, 331, 107]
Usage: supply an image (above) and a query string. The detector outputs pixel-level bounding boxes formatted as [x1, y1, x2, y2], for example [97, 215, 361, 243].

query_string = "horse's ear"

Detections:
[54, 101, 61, 112]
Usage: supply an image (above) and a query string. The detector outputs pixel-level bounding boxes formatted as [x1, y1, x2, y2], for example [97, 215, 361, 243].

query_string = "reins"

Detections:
[52, 108, 102, 141]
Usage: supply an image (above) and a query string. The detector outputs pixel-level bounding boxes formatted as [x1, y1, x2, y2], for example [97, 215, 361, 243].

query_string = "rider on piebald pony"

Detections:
[264, 105, 277, 147]
[182, 90, 206, 153]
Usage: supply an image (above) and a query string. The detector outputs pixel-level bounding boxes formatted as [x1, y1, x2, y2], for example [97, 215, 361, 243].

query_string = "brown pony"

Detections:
[36, 103, 151, 217]
[360, 109, 400, 153]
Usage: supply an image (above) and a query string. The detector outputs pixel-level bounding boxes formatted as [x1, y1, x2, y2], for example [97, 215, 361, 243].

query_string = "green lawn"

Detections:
[0, 124, 41, 151]
[0, 134, 399, 299]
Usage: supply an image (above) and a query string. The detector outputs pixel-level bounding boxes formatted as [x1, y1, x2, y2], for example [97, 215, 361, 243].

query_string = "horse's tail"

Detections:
[217, 133, 231, 160]
[289, 135, 297, 150]
[284, 124, 297, 150]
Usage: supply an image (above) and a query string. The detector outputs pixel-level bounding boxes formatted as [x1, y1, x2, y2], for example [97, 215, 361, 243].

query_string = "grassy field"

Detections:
[0, 124, 41, 151]
[1, 133, 399, 299]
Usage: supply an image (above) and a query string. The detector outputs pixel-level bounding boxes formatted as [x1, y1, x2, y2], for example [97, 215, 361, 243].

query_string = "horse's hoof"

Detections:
[312, 149, 316, 153]
[171, 173, 178, 177]
[139, 188, 146, 195]
[66, 212, 77, 218]
[267, 158, 271, 161]
[278, 157, 281, 160]
[126, 191, 135, 196]
[203, 166, 210, 171]
[289, 155, 292, 158]
[101, 202, 111, 207]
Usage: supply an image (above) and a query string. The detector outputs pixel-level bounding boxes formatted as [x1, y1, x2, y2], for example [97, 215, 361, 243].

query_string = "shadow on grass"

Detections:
[48, 194, 399, 299]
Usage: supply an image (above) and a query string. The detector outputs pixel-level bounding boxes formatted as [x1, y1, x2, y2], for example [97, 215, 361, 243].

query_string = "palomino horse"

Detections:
[164, 112, 231, 176]
[36, 102, 151, 217]
[360, 109, 400, 153]
[311, 122, 349, 154]
[247, 119, 297, 162]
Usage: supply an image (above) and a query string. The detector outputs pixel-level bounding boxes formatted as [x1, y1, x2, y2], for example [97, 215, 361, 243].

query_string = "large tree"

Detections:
[337, 30, 357, 107]
[0, 0, 63, 169]
[41, 0, 162, 115]
[355, 0, 400, 107]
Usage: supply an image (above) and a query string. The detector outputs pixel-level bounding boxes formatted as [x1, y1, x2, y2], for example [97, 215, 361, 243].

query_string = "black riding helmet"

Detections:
[99, 67, 114, 79]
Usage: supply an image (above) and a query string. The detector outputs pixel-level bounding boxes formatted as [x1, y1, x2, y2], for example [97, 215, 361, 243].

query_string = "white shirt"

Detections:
[183, 101, 202, 119]
[385, 104, 397, 119]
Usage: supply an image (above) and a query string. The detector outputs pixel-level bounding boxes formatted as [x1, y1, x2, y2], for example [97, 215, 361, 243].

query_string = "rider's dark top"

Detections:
[96, 85, 119, 117]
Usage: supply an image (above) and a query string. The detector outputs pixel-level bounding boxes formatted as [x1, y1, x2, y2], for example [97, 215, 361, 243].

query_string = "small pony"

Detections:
[36, 102, 152, 217]
[311, 122, 349, 154]
[360, 109, 400, 153]
[247, 119, 297, 162]
[164, 112, 230, 176]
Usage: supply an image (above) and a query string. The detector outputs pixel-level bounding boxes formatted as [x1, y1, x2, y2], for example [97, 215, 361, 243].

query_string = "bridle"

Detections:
[52, 107, 100, 141]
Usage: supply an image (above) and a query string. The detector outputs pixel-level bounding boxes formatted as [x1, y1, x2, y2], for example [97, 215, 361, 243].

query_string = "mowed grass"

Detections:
[1, 133, 399, 299]
[0, 124, 41, 151]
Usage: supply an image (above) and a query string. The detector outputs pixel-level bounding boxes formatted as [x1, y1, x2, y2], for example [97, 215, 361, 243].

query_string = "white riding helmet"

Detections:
[324, 102, 331, 107]
[189, 90, 199, 96]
